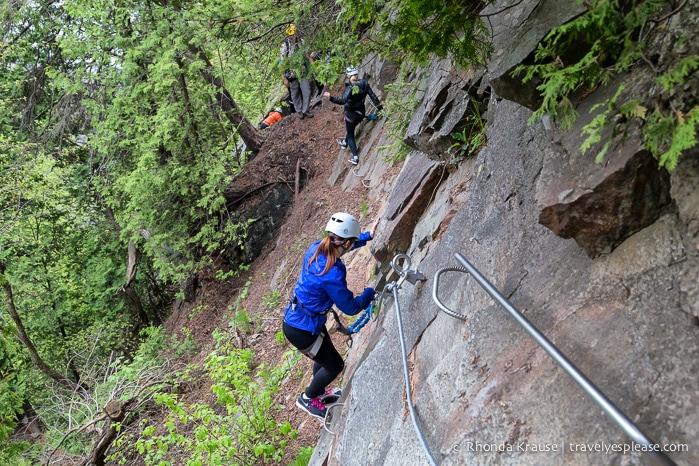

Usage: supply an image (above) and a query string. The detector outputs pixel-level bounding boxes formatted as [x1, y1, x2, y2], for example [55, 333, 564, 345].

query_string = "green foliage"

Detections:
[239, 277, 253, 302]
[512, 0, 696, 169]
[0, 139, 135, 426]
[447, 102, 487, 161]
[134, 346, 298, 465]
[644, 106, 699, 170]
[379, 67, 424, 163]
[288, 446, 314, 466]
[656, 55, 699, 92]
[274, 330, 287, 347]
[227, 276, 254, 331]
[48, 0, 280, 284]
[231, 310, 252, 335]
[262, 290, 281, 310]
[360, 201, 369, 219]
[580, 85, 645, 162]
[513, 0, 666, 127]
[341, 0, 491, 68]
[0, 334, 30, 463]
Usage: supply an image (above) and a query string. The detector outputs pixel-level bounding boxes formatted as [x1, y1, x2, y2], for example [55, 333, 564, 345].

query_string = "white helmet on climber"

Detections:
[326, 212, 361, 241]
[346, 66, 359, 77]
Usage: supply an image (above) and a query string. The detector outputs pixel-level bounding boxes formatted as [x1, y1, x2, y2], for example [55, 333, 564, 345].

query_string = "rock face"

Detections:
[486, 0, 585, 111]
[535, 73, 675, 258]
[537, 147, 674, 258]
[309, 1, 699, 466]
[371, 151, 443, 263]
[403, 60, 488, 159]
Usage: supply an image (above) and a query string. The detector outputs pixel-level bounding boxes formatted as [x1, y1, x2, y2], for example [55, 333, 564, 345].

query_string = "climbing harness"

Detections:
[300, 333, 324, 359]
[432, 252, 677, 466]
[386, 253, 438, 466]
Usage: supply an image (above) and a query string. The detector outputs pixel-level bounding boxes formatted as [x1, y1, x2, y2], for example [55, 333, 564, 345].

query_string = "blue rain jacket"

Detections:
[283, 232, 375, 335]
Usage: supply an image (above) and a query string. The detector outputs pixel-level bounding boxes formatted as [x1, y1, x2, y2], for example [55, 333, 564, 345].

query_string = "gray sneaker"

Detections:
[296, 394, 326, 421]
[348, 156, 359, 165]
[336, 138, 348, 149]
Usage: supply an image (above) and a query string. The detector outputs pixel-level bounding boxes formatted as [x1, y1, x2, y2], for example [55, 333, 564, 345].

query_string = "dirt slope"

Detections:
[164, 90, 392, 461]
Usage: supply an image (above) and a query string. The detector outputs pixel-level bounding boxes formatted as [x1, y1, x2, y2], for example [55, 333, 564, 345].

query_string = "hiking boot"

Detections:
[348, 156, 359, 165]
[303, 112, 314, 118]
[297, 112, 304, 119]
[296, 393, 326, 421]
[336, 138, 348, 149]
[319, 388, 342, 405]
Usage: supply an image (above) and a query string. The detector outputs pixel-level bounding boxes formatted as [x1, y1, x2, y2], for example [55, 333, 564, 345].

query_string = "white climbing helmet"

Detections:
[346, 65, 359, 77]
[326, 212, 361, 240]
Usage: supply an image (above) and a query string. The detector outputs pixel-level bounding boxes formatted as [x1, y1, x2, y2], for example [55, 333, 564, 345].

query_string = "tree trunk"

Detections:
[0, 262, 86, 395]
[151, 0, 263, 154]
[57, 316, 83, 384]
[122, 241, 149, 327]
[187, 43, 264, 154]
[85, 399, 132, 466]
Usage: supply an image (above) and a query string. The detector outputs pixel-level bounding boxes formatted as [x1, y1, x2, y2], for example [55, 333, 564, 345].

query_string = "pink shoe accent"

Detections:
[310, 397, 326, 411]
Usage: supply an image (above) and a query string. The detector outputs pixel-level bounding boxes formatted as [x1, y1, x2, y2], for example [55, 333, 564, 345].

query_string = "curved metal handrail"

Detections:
[432, 252, 676, 466]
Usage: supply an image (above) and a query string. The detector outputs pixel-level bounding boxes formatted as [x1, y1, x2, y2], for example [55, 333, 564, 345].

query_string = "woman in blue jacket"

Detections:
[323, 66, 382, 166]
[283, 212, 379, 420]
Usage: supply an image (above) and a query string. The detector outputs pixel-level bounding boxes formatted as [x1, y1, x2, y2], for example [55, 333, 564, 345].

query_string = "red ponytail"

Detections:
[308, 236, 344, 275]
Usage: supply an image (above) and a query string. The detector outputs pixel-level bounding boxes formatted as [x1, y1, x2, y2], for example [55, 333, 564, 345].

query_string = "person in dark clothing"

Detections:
[279, 36, 314, 119]
[323, 66, 383, 165]
[283, 212, 380, 420]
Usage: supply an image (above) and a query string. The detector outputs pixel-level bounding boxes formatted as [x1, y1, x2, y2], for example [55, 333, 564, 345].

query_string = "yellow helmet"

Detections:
[285, 23, 296, 36]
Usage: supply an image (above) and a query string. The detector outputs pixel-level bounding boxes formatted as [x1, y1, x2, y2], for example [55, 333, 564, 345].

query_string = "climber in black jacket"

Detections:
[324, 66, 382, 165]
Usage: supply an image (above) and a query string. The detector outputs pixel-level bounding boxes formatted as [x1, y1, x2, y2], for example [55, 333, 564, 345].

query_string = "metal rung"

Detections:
[431, 252, 676, 466]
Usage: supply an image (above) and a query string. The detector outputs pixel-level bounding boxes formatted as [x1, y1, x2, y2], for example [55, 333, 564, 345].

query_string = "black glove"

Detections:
[376, 104, 383, 112]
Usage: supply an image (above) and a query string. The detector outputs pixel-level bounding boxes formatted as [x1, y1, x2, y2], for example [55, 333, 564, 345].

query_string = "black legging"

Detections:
[344, 113, 363, 158]
[283, 321, 344, 398]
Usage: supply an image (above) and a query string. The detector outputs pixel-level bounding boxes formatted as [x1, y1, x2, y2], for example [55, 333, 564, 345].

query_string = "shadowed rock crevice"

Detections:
[538, 150, 674, 258]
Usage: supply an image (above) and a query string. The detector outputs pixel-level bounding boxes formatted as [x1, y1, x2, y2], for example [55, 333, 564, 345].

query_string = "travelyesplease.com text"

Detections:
[451, 441, 688, 455]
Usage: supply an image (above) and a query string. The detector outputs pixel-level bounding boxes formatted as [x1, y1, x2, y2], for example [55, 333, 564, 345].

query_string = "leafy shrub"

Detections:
[341, 0, 491, 68]
[288, 446, 314, 466]
[231, 310, 252, 335]
[379, 67, 424, 163]
[135, 346, 297, 465]
[447, 101, 487, 161]
[274, 330, 287, 347]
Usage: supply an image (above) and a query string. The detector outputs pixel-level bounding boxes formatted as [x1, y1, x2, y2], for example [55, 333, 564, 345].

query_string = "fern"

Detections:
[646, 106, 699, 170]
[514, 0, 697, 170]
[656, 55, 699, 92]
[581, 85, 647, 163]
